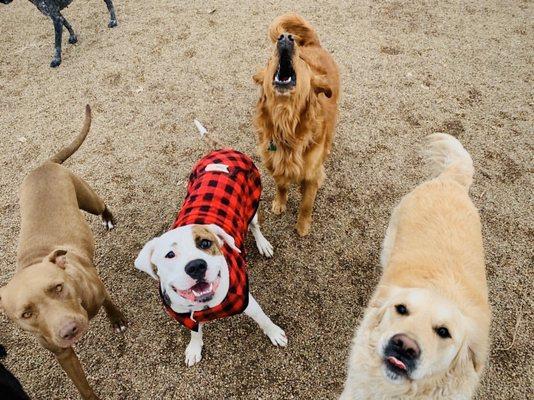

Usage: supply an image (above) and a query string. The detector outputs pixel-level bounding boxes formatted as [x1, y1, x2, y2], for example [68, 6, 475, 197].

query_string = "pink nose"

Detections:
[390, 333, 420, 358]
[60, 322, 79, 340]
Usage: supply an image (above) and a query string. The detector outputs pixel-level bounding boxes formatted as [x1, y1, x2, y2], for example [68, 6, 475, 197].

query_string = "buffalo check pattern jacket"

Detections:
[161, 149, 262, 331]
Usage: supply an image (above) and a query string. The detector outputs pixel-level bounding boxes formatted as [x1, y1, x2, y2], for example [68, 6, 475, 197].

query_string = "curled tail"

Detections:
[423, 133, 474, 189]
[268, 13, 320, 47]
[49, 105, 92, 164]
[193, 119, 224, 149]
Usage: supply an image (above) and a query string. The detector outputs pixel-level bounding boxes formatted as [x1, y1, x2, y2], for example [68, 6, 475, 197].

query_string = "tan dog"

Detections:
[253, 13, 340, 236]
[340, 134, 490, 399]
[0, 106, 127, 400]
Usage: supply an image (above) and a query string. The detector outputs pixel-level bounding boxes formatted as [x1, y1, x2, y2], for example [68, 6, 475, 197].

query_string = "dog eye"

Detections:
[55, 284, 63, 293]
[395, 304, 408, 315]
[21, 311, 32, 319]
[435, 327, 451, 339]
[165, 251, 175, 259]
[199, 239, 212, 250]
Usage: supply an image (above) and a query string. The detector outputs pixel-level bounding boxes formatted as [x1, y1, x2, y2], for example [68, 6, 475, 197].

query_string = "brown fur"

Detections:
[192, 225, 222, 256]
[0, 106, 127, 400]
[253, 13, 340, 236]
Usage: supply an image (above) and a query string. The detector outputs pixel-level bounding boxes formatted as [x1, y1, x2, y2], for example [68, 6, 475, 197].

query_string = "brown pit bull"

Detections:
[0, 105, 127, 400]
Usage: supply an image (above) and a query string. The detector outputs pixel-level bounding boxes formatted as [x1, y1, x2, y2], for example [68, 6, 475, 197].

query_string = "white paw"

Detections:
[102, 220, 115, 230]
[255, 235, 274, 258]
[264, 324, 288, 347]
[185, 342, 203, 367]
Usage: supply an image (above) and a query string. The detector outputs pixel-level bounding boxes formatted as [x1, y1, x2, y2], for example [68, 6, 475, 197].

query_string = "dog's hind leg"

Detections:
[50, 13, 63, 67]
[249, 212, 274, 258]
[61, 15, 78, 44]
[245, 294, 287, 347]
[103, 0, 118, 28]
[70, 174, 116, 230]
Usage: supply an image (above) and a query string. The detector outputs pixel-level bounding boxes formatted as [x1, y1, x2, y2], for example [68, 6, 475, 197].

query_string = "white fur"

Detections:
[134, 223, 285, 366]
[250, 212, 274, 258]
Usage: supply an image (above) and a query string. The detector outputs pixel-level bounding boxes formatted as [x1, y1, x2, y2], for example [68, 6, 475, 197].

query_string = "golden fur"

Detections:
[340, 134, 490, 399]
[253, 13, 340, 236]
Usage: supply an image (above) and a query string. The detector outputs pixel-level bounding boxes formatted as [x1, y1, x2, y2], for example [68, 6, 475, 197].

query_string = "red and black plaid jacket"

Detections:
[161, 149, 262, 331]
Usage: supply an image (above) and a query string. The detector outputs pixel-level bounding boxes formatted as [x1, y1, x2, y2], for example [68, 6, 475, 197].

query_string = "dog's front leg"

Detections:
[53, 347, 100, 400]
[185, 323, 203, 366]
[50, 14, 63, 67]
[272, 177, 289, 215]
[245, 294, 287, 347]
[61, 14, 78, 44]
[296, 179, 319, 236]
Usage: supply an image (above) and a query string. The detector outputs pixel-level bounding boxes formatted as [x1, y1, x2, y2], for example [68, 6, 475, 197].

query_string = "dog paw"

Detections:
[295, 218, 311, 237]
[185, 342, 203, 367]
[255, 236, 274, 258]
[68, 34, 78, 44]
[108, 19, 118, 28]
[271, 200, 286, 215]
[109, 310, 128, 333]
[101, 207, 116, 231]
[50, 57, 61, 68]
[264, 324, 288, 347]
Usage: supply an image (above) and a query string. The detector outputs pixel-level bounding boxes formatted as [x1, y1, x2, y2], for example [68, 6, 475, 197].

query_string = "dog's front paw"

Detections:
[101, 207, 116, 230]
[256, 235, 274, 258]
[109, 309, 128, 333]
[185, 342, 203, 367]
[108, 19, 118, 28]
[264, 324, 288, 347]
[68, 34, 78, 44]
[295, 217, 311, 237]
[272, 199, 287, 215]
[50, 57, 61, 68]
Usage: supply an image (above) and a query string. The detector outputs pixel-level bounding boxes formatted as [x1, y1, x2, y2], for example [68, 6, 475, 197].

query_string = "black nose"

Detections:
[184, 259, 208, 280]
[277, 34, 295, 50]
[390, 334, 421, 358]
[0, 0, 13, 4]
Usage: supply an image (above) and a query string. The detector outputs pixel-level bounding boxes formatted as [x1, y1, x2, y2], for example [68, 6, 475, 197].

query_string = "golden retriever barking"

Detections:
[253, 13, 340, 236]
[340, 134, 490, 399]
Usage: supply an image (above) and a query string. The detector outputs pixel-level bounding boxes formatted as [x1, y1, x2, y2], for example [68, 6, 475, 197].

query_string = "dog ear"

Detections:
[253, 69, 265, 85]
[466, 324, 489, 373]
[204, 224, 241, 253]
[311, 75, 333, 98]
[134, 238, 160, 280]
[46, 249, 68, 269]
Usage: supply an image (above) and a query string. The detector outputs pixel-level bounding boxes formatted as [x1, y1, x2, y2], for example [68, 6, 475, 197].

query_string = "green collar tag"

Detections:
[268, 141, 277, 152]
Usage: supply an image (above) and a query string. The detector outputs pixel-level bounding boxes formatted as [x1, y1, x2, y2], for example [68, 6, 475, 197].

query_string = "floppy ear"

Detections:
[253, 69, 265, 85]
[134, 238, 159, 280]
[311, 75, 332, 98]
[46, 249, 68, 269]
[204, 224, 241, 253]
[467, 330, 488, 373]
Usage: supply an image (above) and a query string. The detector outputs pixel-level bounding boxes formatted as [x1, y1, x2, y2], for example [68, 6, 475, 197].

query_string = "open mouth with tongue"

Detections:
[386, 356, 408, 375]
[273, 47, 296, 90]
[177, 274, 221, 303]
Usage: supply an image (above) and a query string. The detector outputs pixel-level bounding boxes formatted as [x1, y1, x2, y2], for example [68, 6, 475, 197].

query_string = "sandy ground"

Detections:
[0, 1, 532, 399]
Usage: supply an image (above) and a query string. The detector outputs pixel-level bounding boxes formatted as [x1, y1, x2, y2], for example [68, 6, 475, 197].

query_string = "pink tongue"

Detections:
[387, 356, 407, 371]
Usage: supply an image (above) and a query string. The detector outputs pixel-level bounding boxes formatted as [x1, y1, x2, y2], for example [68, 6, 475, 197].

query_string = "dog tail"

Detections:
[423, 133, 474, 189]
[193, 119, 224, 149]
[49, 105, 91, 164]
[268, 13, 320, 47]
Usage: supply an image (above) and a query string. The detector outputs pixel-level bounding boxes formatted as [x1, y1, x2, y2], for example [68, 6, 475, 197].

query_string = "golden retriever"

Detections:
[340, 134, 490, 399]
[253, 13, 340, 236]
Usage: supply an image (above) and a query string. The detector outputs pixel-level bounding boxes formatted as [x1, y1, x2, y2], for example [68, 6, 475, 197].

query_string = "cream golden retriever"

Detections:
[253, 13, 340, 236]
[340, 134, 490, 399]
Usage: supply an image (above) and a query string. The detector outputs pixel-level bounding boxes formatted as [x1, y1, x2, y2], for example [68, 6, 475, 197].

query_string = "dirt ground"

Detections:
[0, 1, 532, 399]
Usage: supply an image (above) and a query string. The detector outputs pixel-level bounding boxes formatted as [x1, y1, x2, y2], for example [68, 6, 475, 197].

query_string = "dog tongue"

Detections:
[387, 356, 407, 371]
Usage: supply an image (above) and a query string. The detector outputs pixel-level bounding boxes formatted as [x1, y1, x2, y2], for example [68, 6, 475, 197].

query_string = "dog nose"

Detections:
[60, 322, 79, 340]
[184, 259, 208, 280]
[277, 34, 295, 49]
[390, 334, 420, 358]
